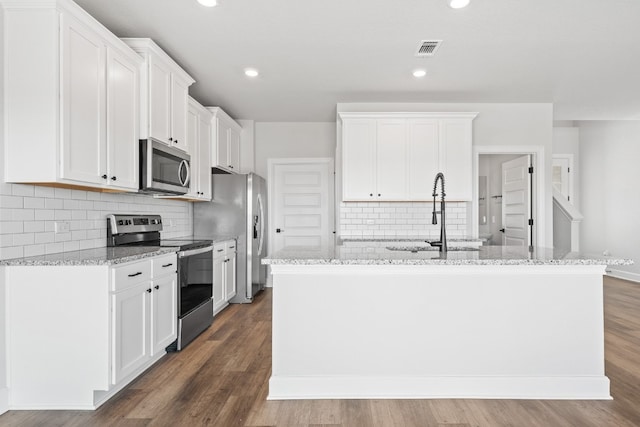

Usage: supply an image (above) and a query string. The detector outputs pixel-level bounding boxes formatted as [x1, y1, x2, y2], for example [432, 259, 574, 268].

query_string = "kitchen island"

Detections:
[263, 242, 632, 400]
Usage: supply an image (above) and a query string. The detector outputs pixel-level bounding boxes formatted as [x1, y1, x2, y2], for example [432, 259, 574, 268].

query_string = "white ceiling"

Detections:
[75, 0, 640, 122]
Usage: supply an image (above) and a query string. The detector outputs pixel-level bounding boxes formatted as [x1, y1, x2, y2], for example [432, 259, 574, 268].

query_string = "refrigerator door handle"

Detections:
[257, 193, 265, 256]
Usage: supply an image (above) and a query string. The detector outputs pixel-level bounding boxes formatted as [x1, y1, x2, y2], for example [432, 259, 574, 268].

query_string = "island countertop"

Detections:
[263, 241, 633, 266]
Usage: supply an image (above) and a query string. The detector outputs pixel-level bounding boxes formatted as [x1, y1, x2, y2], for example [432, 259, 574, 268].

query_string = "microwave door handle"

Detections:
[178, 160, 190, 187]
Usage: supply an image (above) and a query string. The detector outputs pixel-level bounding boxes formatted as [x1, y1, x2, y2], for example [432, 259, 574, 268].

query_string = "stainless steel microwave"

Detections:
[139, 138, 191, 195]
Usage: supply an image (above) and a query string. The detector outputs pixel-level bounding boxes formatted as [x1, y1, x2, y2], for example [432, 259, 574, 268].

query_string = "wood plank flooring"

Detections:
[1, 276, 639, 426]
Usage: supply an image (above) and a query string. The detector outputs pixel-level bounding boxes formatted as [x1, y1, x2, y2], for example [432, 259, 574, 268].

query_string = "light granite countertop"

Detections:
[0, 246, 179, 267]
[0, 234, 237, 267]
[339, 237, 484, 244]
[263, 241, 633, 266]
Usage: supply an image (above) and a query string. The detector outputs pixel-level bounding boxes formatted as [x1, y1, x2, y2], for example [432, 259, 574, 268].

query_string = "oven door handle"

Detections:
[178, 246, 213, 258]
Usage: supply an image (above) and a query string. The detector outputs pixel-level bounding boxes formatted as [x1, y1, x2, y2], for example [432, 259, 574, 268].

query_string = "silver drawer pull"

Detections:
[128, 272, 142, 277]
[162, 263, 173, 267]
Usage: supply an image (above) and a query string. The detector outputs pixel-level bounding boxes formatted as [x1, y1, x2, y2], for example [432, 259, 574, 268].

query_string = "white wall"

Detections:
[0, 3, 8, 414]
[578, 120, 640, 280]
[254, 122, 336, 180]
[337, 103, 554, 243]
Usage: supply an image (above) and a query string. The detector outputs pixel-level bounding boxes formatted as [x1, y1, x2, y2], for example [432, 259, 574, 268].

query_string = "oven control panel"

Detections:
[107, 214, 163, 236]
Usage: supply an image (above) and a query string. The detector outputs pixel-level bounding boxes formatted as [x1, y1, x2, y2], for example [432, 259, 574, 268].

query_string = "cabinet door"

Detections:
[185, 106, 200, 198]
[227, 128, 240, 172]
[198, 115, 212, 199]
[439, 119, 473, 201]
[212, 254, 226, 315]
[214, 119, 230, 171]
[112, 282, 151, 385]
[375, 120, 407, 200]
[171, 76, 189, 152]
[225, 251, 237, 301]
[151, 275, 177, 355]
[106, 47, 139, 191]
[342, 119, 376, 200]
[60, 14, 105, 185]
[148, 55, 172, 144]
[407, 119, 439, 200]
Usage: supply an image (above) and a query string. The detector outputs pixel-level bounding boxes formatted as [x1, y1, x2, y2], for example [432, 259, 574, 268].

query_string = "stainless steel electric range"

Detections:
[107, 214, 214, 351]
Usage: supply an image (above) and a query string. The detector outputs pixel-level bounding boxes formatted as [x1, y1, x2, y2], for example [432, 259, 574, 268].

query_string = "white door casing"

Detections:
[501, 155, 532, 246]
[269, 159, 335, 255]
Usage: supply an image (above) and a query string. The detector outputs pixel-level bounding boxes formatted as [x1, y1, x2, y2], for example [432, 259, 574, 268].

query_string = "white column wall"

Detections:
[578, 120, 640, 281]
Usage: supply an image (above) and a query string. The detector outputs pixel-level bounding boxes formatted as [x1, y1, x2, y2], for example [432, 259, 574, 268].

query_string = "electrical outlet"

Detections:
[54, 221, 70, 233]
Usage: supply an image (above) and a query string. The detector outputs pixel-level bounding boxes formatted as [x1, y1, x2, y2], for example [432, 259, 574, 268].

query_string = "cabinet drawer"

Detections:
[214, 242, 226, 258]
[225, 240, 236, 253]
[112, 260, 152, 292]
[152, 253, 178, 278]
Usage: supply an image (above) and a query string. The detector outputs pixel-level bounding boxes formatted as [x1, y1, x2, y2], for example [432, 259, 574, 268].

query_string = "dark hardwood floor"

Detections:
[1, 276, 639, 426]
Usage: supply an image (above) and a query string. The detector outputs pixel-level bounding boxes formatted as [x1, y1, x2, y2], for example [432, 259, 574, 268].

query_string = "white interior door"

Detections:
[501, 155, 532, 246]
[552, 154, 573, 203]
[271, 160, 334, 254]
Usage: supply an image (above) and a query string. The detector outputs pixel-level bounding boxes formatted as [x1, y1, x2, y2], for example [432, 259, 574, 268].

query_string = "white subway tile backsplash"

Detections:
[34, 187, 55, 198]
[24, 197, 45, 209]
[339, 201, 470, 238]
[0, 184, 193, 260]
[24, 221, 45, 233]
[45, 198, 64, 209]
[34, 209, 55, 220]
[35, 232, 55, 244]
[11, 184, 35, 197]
[54, 210, 72, 220]
[24, 244, 45, 257]
[1, 195, 23, 208]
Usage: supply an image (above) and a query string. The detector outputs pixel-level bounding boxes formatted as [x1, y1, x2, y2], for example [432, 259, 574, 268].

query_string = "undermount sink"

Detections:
[385, 246, 480, 253]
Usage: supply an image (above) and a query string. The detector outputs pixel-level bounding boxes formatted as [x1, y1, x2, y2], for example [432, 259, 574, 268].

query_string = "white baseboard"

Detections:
[607, 268, 640, 283]
[0, 387, 9, 415]
[268, 375, 611, 400]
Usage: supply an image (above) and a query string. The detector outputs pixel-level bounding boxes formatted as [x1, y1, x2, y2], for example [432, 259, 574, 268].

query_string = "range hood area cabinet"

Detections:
[209, 107, 242, 173]
[339, 112, 478, 202]
[2, 0, 142, 192]
[122, 38, 195, 154]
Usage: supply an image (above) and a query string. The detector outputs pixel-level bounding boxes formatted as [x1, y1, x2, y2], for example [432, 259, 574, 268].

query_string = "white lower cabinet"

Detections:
[212, 240, 237, 316]
[112, 281, 151, 385]
[3, 252, 177, 409]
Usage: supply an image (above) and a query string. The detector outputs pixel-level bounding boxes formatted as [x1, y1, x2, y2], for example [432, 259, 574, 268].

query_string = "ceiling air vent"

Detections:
[415, 40, 442, 57]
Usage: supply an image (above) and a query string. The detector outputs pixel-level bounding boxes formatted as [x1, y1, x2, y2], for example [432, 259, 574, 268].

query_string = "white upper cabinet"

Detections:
[184, 98, 212, 200]
[339, 112, 477, 202]
[122, 38, 195, 153]
[376, 119, 408, 200]
[2, 0, 142, 191]
[342, 119, 376, 200]
[106, 47, 140, 190]
[209, 107, 242, 173]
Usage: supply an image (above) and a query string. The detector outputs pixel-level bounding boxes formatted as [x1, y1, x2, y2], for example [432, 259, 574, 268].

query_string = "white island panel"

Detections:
[269, 264, 610, 400]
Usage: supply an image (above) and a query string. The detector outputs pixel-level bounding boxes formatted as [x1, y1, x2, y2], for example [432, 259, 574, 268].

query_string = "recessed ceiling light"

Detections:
[197, 0, 217, 7]
[413, 69, 427, 78]
[244, 68, 259, 78]
[448, 0, 470, 9]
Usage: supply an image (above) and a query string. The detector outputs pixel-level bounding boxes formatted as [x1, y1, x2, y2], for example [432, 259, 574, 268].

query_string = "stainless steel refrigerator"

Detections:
[193, 173, 267, 303]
